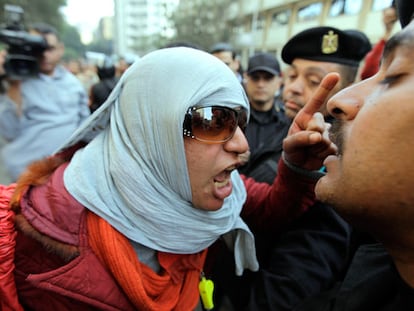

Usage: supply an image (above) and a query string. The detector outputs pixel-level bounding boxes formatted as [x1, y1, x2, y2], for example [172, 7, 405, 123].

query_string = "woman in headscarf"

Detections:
[0, 47, 335, 310]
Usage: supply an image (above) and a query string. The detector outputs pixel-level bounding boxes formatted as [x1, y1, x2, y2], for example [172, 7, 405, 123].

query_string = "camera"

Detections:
[0, 4, 48, 79]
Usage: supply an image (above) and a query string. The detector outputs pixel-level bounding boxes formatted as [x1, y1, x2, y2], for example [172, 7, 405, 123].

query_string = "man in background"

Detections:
[237, 52, 287, 183]
[210, 42, 243, 83]
[0, 22, 90, 181]
[281, 27, 371, 121]
[359, 0, 398, 80]
[89, 57, 119, 113]
[116, 54, 138, 78]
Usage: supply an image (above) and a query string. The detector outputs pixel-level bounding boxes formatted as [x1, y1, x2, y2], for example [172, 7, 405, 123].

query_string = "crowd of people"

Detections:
[1, 0, 414, 310]
[0, 25, 136, 185]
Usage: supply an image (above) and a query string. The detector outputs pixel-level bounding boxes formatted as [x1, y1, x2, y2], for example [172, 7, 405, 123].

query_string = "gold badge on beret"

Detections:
[321, 30, 338, 54]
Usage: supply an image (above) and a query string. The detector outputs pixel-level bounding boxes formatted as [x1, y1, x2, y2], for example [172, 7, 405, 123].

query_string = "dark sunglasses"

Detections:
[183, 106, 248, 143]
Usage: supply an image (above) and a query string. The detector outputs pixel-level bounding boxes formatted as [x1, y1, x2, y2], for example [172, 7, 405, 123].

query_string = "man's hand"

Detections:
[283, 72, 340, 171]
[383, 6, 398, 39]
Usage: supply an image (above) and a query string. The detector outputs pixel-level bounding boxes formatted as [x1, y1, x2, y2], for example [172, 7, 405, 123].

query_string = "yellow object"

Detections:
[199, 275, 214, 310]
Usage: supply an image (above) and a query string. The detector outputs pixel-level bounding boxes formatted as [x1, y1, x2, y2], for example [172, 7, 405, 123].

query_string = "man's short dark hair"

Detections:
[30, 22, 60, 40]
[209, 42, 237, 60]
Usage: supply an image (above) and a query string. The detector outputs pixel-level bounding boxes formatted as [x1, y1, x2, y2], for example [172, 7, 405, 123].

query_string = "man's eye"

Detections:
[308, 79, 321, 88]
[287, 74, 297, 81]
[379, 74, 402, 86]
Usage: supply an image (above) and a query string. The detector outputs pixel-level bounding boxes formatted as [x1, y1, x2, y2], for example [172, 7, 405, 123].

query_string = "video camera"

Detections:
[0, 4, 48, 79]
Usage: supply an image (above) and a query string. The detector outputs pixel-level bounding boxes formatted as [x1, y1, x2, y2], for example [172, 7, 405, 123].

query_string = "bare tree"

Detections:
[170, 0, 233, 50]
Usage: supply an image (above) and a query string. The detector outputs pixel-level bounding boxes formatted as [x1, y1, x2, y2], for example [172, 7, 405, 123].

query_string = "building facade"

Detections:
[224, 0, 398, 67]
[114, 0, 179, 56]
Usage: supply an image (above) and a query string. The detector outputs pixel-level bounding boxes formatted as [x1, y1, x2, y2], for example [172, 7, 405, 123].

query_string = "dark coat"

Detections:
[89, 77, 119, 113]
[294, 243, 414, 311]
[238, 101, 290, 184]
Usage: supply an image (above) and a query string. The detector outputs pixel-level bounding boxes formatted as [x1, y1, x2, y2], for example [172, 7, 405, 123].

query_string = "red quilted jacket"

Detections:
[0, 183, 22, 311]
[0, 148, 316, 310]
[10, 163, 137, 310]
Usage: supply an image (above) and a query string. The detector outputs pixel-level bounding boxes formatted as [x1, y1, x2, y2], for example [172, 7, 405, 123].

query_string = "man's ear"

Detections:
[57, 42, 65, 57]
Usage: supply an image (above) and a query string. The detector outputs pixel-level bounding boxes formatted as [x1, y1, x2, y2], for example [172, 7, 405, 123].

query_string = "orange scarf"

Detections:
[87, 211, 207, 311]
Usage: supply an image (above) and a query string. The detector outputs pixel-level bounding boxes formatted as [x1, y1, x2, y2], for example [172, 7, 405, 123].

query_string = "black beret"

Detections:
[396, 0, 414, 27]
[281, 26, 371, 67]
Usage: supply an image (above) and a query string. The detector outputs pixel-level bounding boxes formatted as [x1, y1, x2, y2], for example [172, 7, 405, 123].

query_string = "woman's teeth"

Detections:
[214, 179, 229, 188]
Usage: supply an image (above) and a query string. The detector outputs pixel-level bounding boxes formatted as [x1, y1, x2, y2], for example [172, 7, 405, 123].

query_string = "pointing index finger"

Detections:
[302, 72, 340, 115]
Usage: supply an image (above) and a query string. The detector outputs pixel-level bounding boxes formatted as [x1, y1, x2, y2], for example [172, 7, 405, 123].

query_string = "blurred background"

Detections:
[0, 0, 399, 184]
[0, 0, 399, 67]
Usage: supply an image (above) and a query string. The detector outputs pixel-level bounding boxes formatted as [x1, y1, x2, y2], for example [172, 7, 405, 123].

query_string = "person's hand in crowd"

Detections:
[0, 49, 7, 77]
[283, 72, 340, 171]
[383, 6, 398, 40]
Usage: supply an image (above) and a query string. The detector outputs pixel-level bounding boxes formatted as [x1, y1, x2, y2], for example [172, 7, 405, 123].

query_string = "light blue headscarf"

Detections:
[60, 47, 258, 275]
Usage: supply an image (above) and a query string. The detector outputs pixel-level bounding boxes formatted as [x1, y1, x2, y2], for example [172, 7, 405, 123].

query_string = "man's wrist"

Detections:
[282, 152, 325, 180]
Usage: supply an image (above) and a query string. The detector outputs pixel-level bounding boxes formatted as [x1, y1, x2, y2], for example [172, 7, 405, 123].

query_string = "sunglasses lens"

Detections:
[191, 107, 238, 142]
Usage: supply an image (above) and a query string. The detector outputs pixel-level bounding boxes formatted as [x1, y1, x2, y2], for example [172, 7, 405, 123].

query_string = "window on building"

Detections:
[256, 14, 266, 30]
[329, 0, 363, 16]
[272, 9, 291, 26]
[232, 24, 244, 35]
[297, 2, 323, 22]
[372, 0, 394, 11]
